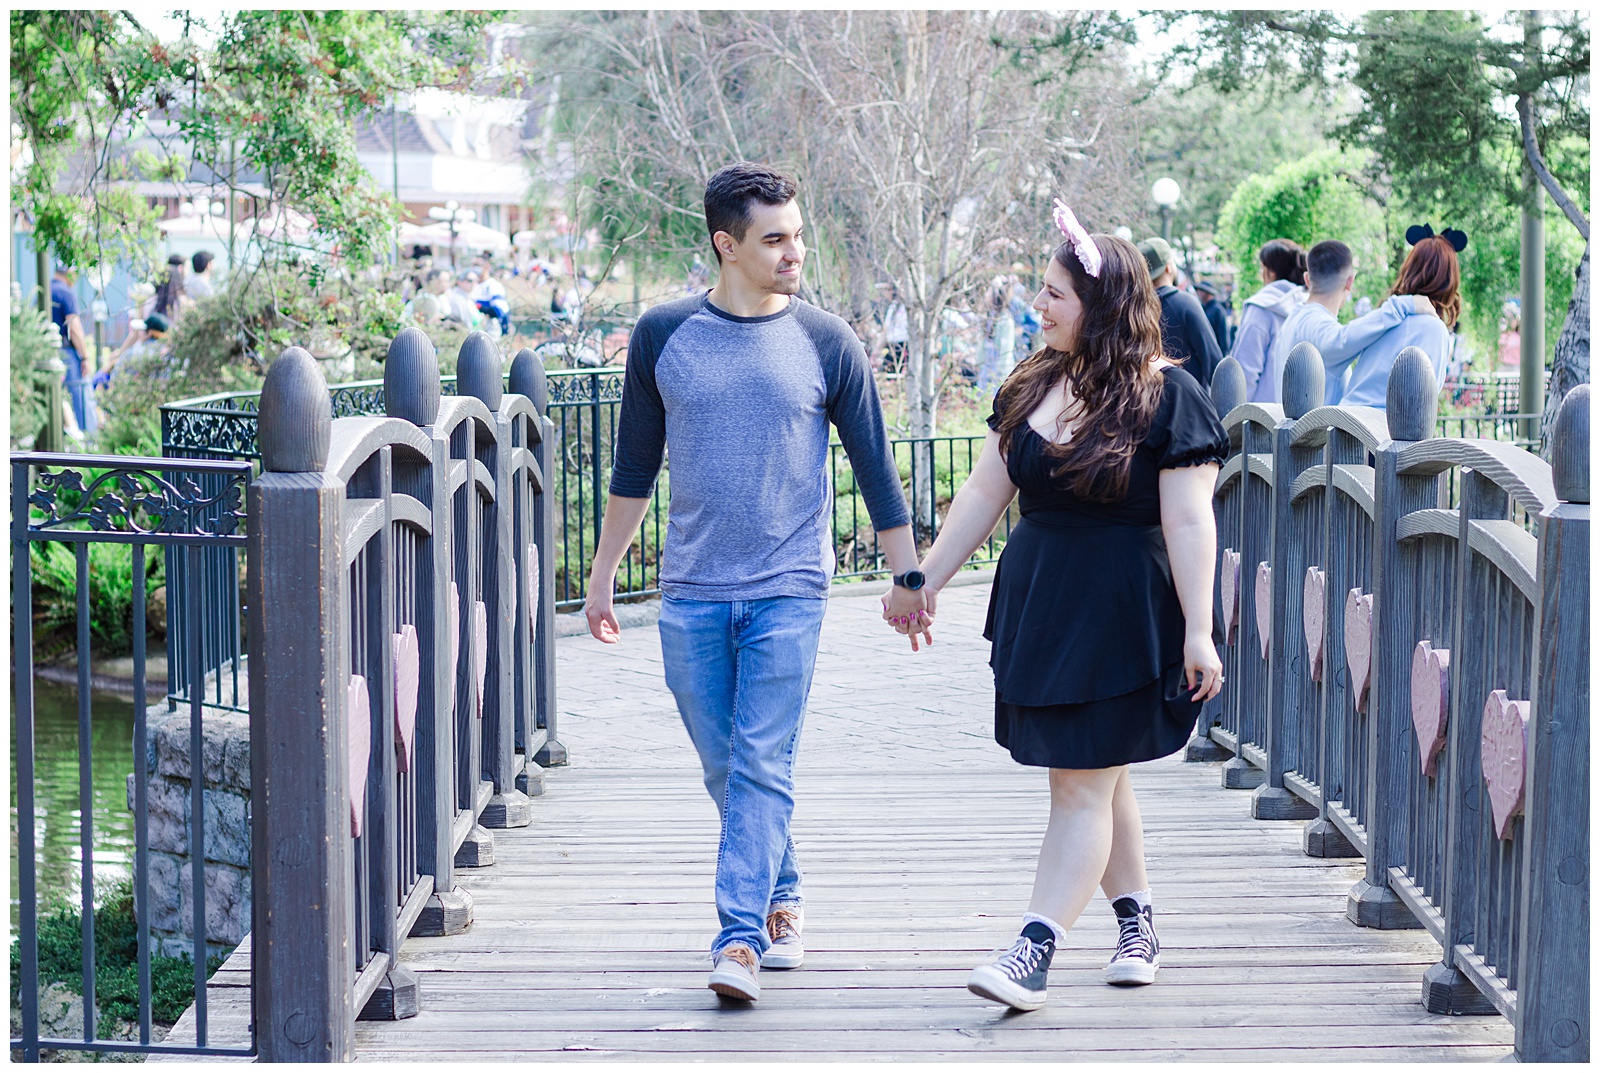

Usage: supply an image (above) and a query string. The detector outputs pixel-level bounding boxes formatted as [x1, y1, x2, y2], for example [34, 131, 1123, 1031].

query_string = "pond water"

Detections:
[9, 679, 139, 926]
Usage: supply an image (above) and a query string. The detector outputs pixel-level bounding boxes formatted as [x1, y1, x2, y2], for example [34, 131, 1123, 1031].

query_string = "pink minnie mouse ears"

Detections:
[1052, 199, 1102, 278]
[1406, 223, 1468, 252]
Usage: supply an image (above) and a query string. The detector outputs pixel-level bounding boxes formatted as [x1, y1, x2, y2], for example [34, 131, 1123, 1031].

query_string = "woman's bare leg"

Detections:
[1099, 766, 1151, 899]
[1026, 766, 1124, 928]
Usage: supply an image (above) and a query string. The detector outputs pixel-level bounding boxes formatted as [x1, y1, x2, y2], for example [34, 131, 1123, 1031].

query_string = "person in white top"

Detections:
[186, 250, 218, 300]
[1269, 240, 1437, 404]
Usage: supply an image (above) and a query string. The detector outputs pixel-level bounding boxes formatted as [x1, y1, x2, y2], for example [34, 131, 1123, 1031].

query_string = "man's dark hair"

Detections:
[703, 162, 798, 263]
[192, 250, 214, 273]
[1306, 240, 1354, 294]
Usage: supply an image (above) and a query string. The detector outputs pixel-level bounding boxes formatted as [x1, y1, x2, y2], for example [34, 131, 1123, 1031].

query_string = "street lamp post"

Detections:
[427, 199, 477, 270]
[1152, 177, 1181, 244]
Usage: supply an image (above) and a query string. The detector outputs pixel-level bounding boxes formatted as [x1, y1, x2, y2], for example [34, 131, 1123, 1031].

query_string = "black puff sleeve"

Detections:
[985, 393, 1005, 432]
[1153, 366, 1229, 470]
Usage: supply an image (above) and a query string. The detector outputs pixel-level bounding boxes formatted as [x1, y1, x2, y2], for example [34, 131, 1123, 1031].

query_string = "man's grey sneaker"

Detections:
[708, 942, 761, 1001]
[966, 924, 1056, 1011]
[762, 905, 804, 969]
[1105, 897, 1160, 986]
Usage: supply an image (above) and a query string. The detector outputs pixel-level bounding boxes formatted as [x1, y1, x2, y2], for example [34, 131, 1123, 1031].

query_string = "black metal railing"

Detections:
[10, 453, 255, 1061]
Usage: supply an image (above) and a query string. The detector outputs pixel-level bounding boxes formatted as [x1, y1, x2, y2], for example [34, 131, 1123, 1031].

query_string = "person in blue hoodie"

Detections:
[1338, 228, 1463, 410]
[1229, 240, 1307, 402]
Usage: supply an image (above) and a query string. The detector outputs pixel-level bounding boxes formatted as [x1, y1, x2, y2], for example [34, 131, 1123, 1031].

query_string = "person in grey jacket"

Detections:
[1230, 240, 1307, 403]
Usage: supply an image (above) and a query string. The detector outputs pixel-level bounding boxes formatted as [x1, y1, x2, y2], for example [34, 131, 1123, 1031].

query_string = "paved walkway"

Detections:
[354, 579, 1514, 1061]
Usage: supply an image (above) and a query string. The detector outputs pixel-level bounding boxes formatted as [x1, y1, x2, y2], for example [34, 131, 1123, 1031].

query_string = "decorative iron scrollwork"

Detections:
[27, 463, 249, 539]
[330, 384, 387, 418]
[162, 409, 262, 458]
[547, 370, 624, 407]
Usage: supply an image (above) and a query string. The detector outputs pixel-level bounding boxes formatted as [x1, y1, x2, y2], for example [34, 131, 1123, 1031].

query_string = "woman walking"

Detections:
[882, 206, 1227, 1012]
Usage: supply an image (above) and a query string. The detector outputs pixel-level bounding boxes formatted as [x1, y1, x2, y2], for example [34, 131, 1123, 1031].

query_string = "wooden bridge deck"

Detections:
[351, 579, 1514, 1062]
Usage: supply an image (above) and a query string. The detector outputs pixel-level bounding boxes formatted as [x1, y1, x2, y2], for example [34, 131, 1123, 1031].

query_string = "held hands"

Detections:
[881, 583, 936, 652]
[1184, 631, 1225, 702]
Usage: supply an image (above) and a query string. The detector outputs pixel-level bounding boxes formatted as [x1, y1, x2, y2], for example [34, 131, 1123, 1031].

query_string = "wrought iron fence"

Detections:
[163, 366, 1015, 611]
[10, 452, 255, 1061]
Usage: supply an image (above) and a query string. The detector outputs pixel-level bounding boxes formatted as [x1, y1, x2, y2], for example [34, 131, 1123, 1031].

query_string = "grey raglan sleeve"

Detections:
[608, 313, 670, 498]
[800, 308, 912, 532]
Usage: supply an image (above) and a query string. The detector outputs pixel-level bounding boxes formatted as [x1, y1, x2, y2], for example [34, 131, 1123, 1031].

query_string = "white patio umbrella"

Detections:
[408, 219, 512, 254]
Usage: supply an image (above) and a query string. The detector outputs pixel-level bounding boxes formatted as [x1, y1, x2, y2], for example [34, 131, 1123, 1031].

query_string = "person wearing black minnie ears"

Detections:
[882, 204, 1227, 1012]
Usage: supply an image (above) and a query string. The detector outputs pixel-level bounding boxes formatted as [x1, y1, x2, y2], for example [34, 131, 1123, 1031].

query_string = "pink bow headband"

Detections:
[1052, 199, 1101, 278]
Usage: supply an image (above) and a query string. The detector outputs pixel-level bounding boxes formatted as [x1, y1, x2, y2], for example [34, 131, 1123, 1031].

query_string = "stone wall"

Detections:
[127, 704, 251, 960]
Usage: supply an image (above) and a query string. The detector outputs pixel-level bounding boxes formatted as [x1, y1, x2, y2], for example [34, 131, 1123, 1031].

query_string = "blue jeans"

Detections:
[61, 348, 93, 434]
[657, 594, 827, 957]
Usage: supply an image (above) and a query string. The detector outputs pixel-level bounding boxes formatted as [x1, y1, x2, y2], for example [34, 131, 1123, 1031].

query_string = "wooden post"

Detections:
[1347, 348, 1433, 930]
[1187, 357, 1243, 763]
[388, 328, 474, 937]
[1420, 459, 1507, 1015]
[249, 347, 355, 1061]
[1253, 343, 1320, 820]
[1516, 384, 1589, 1061]
[510, 348, 565, 770]
[459, 333, 533, 830]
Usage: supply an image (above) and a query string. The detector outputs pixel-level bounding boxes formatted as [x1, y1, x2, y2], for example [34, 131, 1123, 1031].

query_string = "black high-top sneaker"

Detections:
[1106, 897, 1160, 986]
[967, 922, 1056, 1011]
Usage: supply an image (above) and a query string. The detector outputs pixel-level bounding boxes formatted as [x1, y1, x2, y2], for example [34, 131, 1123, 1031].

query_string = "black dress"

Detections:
[984, 365, 1229, 769]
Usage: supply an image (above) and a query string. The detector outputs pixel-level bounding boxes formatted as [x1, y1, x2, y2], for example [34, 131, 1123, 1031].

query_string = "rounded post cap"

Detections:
[456, 331, 504, 410]
[1210, 355, 1246, 417]
[1550, 383, 1589, 504]
[508, 347, 549, 415]
[1385, 346, 1438, 441]
[1281, 341, 1325, 420]
[384, 326, 441, 427]
[259, 346, 331, 472]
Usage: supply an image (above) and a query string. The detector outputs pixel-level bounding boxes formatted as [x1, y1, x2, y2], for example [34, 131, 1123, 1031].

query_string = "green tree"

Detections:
[1155, 8, 1589, 444]
[10, 10, 496, 274]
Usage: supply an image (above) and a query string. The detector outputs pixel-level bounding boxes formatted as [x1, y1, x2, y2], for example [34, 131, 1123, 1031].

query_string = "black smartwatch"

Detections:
[893, 570, 926, 591]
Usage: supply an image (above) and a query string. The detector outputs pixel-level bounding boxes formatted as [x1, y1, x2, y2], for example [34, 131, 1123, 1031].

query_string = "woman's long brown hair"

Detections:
[1388, 235, 1461, 328]
[993, 234, 1166, 502]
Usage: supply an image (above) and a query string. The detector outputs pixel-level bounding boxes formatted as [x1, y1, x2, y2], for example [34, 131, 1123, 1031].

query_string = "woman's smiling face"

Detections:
[1033, 258, 1084, 352]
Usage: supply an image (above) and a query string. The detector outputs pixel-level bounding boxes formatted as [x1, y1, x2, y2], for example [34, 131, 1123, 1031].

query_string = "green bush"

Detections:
[30, 539, 164, 657]
[1217, 150, 1389, 308]
[10, 302, 63, 449]
[10, 879, 227, 1030]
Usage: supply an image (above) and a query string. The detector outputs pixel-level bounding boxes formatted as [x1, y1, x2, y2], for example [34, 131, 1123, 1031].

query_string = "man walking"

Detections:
[1269, 240, 1435, 404]
[583, 162, 922, 1003]
[1194, 280, 1231, 354]
[50, 263, 96, 436]
[1138, 238, 1222, 389]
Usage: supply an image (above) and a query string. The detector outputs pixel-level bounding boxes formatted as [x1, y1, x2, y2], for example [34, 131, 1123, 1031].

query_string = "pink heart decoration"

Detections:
[447, 581, 461, 712]
[527, 546, 540, 640]
[474, 600, 489, 719]
[1410, 640, 1450, 778]
[1254, 562, 1272, 660]
[1480, 690, 1530, 841]
[1302, 567, 1326, 682]
[347, 674, 372, 838]
[1344, 589, 1373, 713]
[392, 624, 420, 773]
[1220, 548, 1240, 644]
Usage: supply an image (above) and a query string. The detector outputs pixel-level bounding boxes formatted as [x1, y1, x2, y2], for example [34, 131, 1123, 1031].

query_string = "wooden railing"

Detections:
[247, 329, 561, 1060]
[1198, 342, 1589, 1063]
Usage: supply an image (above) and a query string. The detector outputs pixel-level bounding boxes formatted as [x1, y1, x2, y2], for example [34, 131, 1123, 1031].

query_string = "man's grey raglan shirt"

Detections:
[609, 293, 911, 602]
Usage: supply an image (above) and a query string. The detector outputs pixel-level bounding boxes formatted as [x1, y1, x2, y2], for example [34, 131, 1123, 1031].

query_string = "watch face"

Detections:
[902, 570, 926, 590]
